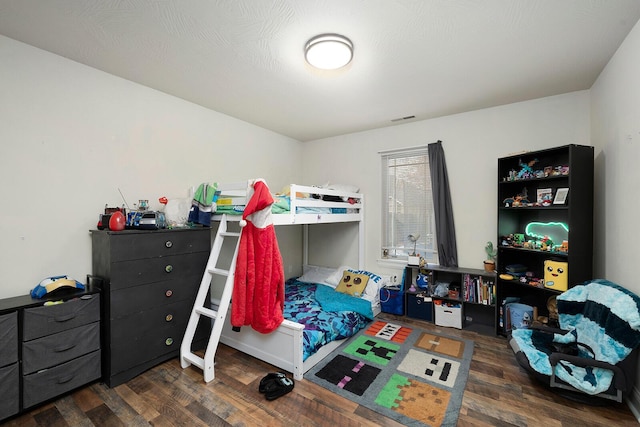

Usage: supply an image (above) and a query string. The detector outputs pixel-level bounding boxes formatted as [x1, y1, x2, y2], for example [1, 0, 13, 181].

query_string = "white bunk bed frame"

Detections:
[212, 182, 364, 380]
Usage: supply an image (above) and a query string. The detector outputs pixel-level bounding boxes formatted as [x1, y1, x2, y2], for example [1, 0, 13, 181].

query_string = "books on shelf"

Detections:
[463, 274, 495, 305]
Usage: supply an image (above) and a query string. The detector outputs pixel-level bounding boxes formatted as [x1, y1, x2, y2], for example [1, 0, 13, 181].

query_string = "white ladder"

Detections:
[180, 214, 241, 383]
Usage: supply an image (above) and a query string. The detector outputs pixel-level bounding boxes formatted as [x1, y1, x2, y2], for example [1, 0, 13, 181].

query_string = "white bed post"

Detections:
[358, 220, 364, 269]
[303, 224, 309, 267]
[358, 197, 364, 269]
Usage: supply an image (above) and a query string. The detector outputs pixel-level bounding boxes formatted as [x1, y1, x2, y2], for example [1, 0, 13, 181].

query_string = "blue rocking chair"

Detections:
[508, 279, 640, 404]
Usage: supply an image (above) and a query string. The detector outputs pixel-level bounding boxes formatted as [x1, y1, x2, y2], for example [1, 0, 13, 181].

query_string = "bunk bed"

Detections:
[208, 181, 379, 380]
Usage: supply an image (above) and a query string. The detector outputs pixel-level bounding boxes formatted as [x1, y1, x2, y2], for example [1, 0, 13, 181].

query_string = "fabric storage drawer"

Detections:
[406, 293, 433, 322]
[22, 321, 101, 375]
[106, 229, 211, 262]
[0, 312, 18, 367]
[23, 294, 100, 341]
[434, 301, 463, 329]
[108, 252, 208, 290]
[22, 349, 101, 409]
[0, 363, 19, 420]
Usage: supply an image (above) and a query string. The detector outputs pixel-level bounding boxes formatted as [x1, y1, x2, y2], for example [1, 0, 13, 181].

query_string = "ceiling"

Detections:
[1, 1, 640, 142]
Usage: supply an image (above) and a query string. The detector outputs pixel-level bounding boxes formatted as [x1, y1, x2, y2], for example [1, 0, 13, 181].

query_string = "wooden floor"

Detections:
[5, 315, 639, 426]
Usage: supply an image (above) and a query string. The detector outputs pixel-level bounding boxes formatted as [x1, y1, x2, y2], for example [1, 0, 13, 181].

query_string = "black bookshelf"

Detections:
[495, 144, 594, 335]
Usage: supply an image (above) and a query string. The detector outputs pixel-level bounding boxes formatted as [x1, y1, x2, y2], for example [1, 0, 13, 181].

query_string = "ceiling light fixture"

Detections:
[305, 34, 353, 70]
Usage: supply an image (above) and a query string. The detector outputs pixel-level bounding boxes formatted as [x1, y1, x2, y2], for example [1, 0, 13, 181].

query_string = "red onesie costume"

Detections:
[231, 179, 285, 334]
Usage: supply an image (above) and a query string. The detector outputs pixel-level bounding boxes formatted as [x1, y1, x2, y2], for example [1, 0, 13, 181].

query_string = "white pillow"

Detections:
[328, 183, 359, 193]
[298, 265, 336, 285]
[326, 265, 353, 287]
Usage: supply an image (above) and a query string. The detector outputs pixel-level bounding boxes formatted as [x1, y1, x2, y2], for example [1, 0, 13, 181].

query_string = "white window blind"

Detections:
[381, 147, 438, 263]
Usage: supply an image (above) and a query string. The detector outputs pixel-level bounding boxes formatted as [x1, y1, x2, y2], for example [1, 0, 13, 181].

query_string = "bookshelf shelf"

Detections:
[403, 265, 496, 334]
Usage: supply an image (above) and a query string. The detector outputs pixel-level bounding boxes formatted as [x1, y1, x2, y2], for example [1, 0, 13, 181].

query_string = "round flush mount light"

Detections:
[305, 34, 353, 70]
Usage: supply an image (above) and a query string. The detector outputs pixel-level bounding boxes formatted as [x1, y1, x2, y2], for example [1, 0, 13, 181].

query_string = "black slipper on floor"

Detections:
[265, 376, 294, 401]
[259, 372, 287, 393]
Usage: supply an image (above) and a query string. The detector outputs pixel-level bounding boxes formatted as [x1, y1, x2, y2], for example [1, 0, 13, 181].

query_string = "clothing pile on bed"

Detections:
[215, 183, 361, 215]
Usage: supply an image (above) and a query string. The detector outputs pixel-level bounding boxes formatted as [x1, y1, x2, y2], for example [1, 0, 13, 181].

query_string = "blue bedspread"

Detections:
[284, 279, 371, 361]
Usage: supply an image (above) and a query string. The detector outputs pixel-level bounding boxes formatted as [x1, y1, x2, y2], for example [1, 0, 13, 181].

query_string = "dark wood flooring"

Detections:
[5, 314, 639, 426]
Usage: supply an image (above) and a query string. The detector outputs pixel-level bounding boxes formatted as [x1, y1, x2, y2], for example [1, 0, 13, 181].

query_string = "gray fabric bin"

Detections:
[22, 349, 101, 409]
[23, 294, 100, 341]
[0, 363, 19, 420]
[0, 312, 17, 367]
[22, 321, 101, 375]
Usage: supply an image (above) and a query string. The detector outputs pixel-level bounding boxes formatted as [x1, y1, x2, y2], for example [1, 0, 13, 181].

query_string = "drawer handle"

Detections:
[165, 289, 173, 297]
[165, 314, 173, 322]
[165, 240, 173, 248]
[57, 373, 75, 384]
[165, 265, 173, 273]
[54, 343, 76, 353]
[54, 313, 77, 323]
[165, 337, 174, 346]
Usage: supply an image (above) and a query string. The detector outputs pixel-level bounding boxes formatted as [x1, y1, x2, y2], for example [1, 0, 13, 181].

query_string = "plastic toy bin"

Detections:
[434, 300, 463, 329]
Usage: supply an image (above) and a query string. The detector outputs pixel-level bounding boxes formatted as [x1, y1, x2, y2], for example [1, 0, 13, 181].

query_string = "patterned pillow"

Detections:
[335, 271, 369, 297]
[348, 269, 385, 300]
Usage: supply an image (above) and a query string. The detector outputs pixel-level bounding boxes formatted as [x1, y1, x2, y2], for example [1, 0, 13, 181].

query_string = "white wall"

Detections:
[590, 19, 640, 418]
[591, 20, 640, 293]
[301, 91, 591, 279]
[0, 35, 302, 299]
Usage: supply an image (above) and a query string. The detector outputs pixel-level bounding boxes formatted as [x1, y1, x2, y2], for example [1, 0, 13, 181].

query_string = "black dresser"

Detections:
[91, 227, 211, 387]
[0, 286, 101, 422]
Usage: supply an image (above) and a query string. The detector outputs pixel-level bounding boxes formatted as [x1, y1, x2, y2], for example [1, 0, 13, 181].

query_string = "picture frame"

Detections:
[553, 188, 569, 205]
[536, 188, 553, 204]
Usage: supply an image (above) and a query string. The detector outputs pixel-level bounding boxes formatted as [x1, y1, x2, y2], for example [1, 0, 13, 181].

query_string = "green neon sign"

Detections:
[525, 221, 569, 244]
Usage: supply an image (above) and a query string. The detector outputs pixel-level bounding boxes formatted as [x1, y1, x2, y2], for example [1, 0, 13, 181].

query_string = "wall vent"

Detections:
[390, 115, 416, 122]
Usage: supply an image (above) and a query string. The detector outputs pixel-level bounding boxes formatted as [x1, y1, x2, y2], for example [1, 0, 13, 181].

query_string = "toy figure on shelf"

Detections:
[503, 188, 530, 207]
[558, 240, 569, 253]
[540, 236, 554, 251]
[517, 158, 538, 180]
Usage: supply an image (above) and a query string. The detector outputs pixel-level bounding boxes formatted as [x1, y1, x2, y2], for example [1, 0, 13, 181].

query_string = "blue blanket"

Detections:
[315, 284, 375, 320]
[512, 279, 640, 395]
[283, 280, 371, 361]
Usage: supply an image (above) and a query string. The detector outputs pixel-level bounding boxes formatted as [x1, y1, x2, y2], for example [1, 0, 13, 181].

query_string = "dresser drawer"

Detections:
[109, 298, 193, 345]
[0, 363, 19, 420]
[0, 312, 17, 367]
[109, 278, 200, 318]
[23, 294, 100, 341]
[108, 300, 196, 374]
[108, 252, 208, 290]
[107, 229, 211, 262]
[22, 349, 101, 409]
[22, 321, 101, 375]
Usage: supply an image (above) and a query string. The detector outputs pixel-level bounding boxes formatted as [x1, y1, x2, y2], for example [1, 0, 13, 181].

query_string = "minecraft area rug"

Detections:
[306, 321, 474, 427]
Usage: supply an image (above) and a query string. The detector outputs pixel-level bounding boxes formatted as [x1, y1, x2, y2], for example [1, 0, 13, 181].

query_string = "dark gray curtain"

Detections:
[428, 140, 458, 267]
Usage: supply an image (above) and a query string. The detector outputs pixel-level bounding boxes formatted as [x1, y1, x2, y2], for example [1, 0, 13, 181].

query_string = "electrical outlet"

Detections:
[386, 274, 398, 285]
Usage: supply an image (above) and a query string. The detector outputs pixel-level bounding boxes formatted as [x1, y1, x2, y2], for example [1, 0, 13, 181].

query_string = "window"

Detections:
[381, 147, 438, 263]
